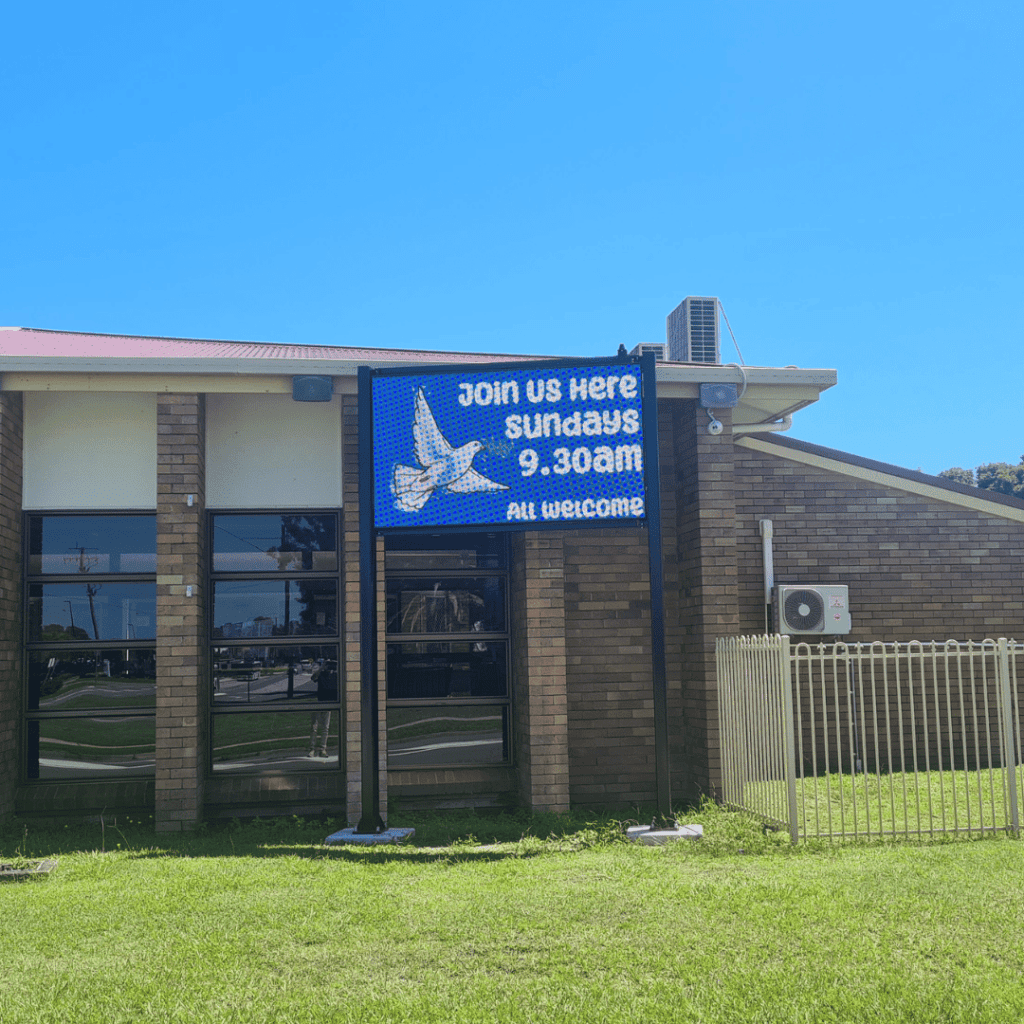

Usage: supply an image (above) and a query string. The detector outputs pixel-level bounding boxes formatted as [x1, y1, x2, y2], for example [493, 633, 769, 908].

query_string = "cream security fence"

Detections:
[716, 636, 1024, 842]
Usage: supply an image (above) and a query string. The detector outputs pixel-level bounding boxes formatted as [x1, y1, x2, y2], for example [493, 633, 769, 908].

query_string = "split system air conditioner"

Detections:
[774, 584, 851, 635]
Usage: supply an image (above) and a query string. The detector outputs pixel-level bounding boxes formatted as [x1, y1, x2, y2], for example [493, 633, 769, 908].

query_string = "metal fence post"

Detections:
[780, 634, 798, 844]
[998, 638, 1020, 833]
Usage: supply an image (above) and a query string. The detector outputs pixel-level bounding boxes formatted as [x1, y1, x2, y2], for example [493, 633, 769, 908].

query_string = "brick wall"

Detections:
[507, 399, 744, 812]
[664, 400, 738, 803]
[0, 393, 23, 821]
[155, 395, 207, 831]
[510, 532, 571, 812]
[388, 767, 517, 810]
[563, 529, 655, 805]
[204, 772, 347, 817]
[734, 441, 1024, 641]
[342, 393, 362, 823]
[16, 781, 154, 820]
[341, 394, 387, 826]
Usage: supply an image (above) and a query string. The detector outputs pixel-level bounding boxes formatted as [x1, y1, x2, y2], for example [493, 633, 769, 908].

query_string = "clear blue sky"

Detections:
[3, 1, 1020, 476]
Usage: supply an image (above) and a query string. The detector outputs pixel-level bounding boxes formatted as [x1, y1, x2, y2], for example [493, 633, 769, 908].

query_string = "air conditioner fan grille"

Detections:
[784, 589, 824, 632]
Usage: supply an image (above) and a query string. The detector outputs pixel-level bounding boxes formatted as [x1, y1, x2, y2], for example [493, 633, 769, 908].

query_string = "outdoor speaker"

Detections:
[292, 376, 334, 402]
[699, 383, 738, 409]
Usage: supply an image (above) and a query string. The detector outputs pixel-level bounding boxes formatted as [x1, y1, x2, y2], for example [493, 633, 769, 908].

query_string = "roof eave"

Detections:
[0, 354, 838, 384]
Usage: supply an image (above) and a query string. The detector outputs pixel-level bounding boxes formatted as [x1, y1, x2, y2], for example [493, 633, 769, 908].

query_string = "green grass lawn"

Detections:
[741, 766, 1024, 839]
[2, 807, 1024, 1023]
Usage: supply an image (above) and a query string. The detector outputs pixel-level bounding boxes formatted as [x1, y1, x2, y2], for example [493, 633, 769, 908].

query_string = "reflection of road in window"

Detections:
[24, 514, 158, 781]
[209, 513, 343, 774]
[32, 715, 157, 778]
[385, 535, 511, 769]
[387, 710, 507, 766]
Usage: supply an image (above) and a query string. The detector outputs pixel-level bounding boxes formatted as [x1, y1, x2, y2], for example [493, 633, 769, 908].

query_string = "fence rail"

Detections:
[716, 636, 1024, 842]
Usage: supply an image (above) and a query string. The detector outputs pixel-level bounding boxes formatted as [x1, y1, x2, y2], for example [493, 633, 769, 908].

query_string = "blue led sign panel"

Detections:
[372, 362, 647, 530]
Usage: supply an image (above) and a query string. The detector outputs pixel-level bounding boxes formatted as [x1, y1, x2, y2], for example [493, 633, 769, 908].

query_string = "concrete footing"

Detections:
[625, 823, 703, 846]
[325, 827, 415, 846]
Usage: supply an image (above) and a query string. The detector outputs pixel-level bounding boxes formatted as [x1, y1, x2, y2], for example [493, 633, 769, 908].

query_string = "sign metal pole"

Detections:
[640, 352, 672, 819]
[356, 365, 385, 833]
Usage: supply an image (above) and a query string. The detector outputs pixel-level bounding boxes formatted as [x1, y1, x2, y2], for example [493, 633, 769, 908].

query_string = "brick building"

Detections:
[1, 324, 1022, 829]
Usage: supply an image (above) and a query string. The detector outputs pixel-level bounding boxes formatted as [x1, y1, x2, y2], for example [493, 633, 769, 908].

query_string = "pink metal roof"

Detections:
[0, 327, 541, 364]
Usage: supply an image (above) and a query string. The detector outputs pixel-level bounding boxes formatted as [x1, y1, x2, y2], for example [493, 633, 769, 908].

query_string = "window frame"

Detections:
[207, 509, 344, 776]
[22, 511, 158, 782]
[384, 532, 512, 769]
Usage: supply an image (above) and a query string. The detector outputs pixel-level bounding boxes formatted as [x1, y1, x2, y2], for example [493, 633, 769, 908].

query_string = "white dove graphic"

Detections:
[391, 388, 509, 512]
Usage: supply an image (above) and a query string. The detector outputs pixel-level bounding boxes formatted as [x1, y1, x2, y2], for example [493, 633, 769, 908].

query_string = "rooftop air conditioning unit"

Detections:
[775, 585, 851, 635]
[630, 342, 668, 361]
[666, 296, 720, 364]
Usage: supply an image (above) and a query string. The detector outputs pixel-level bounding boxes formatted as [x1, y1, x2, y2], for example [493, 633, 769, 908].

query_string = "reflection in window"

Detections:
[211, 580, 337, 638]
[384, 534, 510, 770]
[212, 645, 339, 705]
[27, 515, 157, 575]
[27, 649, 156, 710]
[384, 533, 507, 572]
[387, 706, 508, 766]
[386, 578, 505, 634]
[209, 512, 342, 777]
[387, 642, 507, 699]
[212, 514, 337, 573]
[211, 712, 338, 772]
[25, 513, 158, 782]
[26, 717, 156, 779]
[28, 583, 156, 642]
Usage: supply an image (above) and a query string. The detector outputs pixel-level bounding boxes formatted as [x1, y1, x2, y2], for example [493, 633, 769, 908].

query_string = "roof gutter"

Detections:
[733, 414, 793, 435]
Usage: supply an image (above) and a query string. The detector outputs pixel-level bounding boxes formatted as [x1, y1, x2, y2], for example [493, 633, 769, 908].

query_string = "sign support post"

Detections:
[639, 352, 672, 819]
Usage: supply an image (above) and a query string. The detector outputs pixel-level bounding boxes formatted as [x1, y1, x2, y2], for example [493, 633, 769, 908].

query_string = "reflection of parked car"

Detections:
[230, 661, 261, 681]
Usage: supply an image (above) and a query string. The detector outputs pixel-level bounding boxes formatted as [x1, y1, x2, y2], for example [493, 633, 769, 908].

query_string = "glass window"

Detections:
[211, 711, 338, 772]
[384, 534, 510, 769]
[387, 706, 508, 767]
[386, 577, 506, 635]
[387, 642, 507, 699]
[211, 580, 337, 638]
[212, 645, 339, 705]
[384, 533, 507, 571]
[212, 514, 337, 573]
[27, 514, 157, 575]
[26, 716, 156, 780]
[209, 512, 342, 776]
[25, 514, 157, 782]
[28, 649, 156, 711]
[28, 583, 156, 642]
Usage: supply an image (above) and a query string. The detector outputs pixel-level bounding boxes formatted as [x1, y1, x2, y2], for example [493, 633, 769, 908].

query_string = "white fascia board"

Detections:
[1, 354, 838, 382]
[0, 356, 372, 377]
[654, 364, 837, 389]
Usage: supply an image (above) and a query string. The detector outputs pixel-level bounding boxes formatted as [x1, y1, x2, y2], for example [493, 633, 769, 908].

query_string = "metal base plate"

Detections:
[324, 827, 415, 846]
[625, 823, 703, 846]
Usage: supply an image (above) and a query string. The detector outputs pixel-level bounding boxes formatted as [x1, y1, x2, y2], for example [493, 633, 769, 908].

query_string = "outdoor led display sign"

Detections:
[371, 360, 649, 530]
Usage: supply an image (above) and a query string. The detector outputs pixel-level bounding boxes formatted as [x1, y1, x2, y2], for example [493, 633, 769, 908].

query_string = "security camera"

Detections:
[707, 417, 723, 436]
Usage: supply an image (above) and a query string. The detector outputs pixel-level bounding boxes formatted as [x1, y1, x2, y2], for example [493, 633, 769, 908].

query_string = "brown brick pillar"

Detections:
[0, 393, 24, 821]
[342, 393, 362, 824]
[671, 400, 738, 803]
[512, 532, 571, 813]
[342, 394, 386, 825]
[155, 395, 207, 831]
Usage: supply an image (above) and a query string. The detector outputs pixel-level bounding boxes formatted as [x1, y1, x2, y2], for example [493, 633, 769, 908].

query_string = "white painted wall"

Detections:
[23, 392, 157, 509]
[206, 393, 342, 509]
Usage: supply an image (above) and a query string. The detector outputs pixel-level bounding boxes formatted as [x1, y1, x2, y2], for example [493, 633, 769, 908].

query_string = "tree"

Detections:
[938, 466, 976, 487]
[940, 456, 1024, 500]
